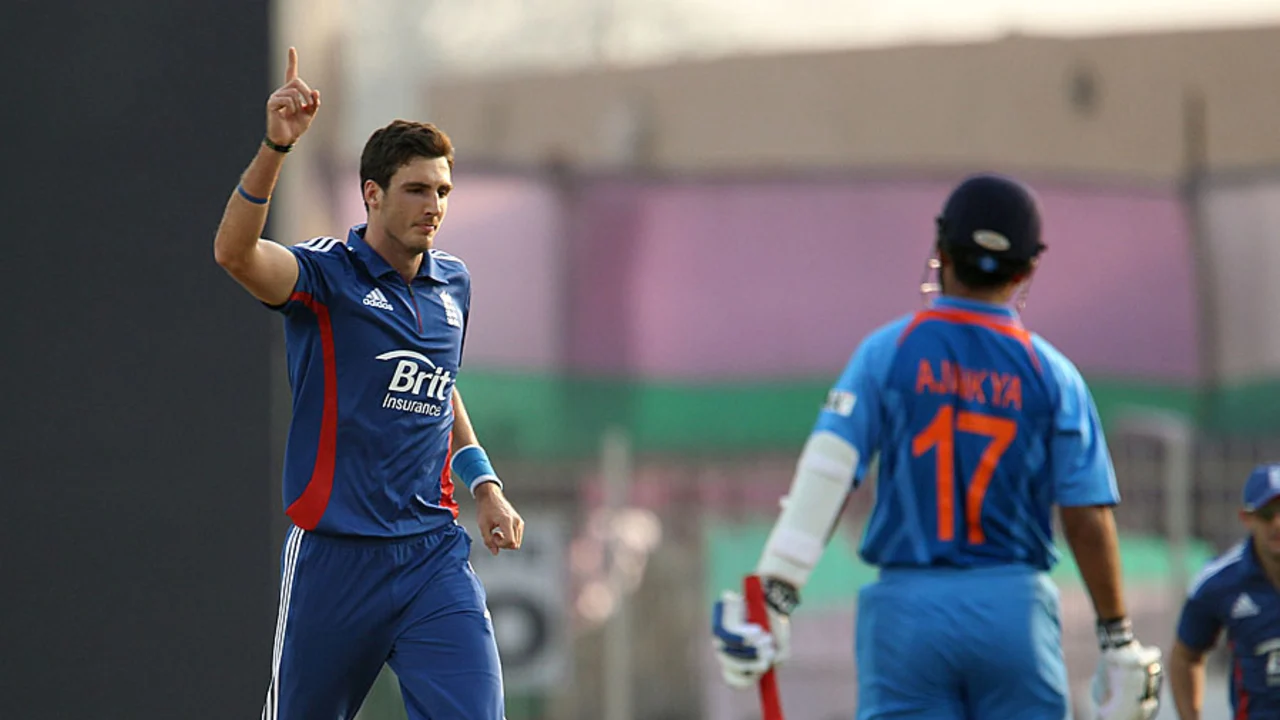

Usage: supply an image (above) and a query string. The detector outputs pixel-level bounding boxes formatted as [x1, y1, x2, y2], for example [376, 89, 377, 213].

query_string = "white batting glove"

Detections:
[1091, 626, 1164, 720]
[710, 589, 791, 689]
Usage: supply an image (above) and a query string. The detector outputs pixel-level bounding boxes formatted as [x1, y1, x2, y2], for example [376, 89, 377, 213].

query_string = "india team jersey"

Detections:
[1178, 539, 1280, 718]
[814, 296, 1119, 570]
[270, 224, 470, 537]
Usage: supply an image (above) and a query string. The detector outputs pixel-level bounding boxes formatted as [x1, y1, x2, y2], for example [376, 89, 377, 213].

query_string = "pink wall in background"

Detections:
[627, 181, 936, 379]
[1024, 186, 1198, 379]
[1203, 178, 1280, 381]
[564, 182, 649, 375]
[619, 179, 1197, 380]
[338, 172, 1198, 382]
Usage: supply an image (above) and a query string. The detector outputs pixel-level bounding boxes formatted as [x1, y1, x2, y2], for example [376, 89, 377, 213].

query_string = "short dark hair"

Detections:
[943, 245, 1034, 290]
[359, 120, 454, 192]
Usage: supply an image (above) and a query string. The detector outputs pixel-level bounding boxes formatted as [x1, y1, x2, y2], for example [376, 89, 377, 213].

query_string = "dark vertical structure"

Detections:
[0, 2, 278, 718]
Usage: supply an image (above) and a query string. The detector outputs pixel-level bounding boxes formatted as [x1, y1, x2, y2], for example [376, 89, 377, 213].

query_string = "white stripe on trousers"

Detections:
[262, 526, 305, 720]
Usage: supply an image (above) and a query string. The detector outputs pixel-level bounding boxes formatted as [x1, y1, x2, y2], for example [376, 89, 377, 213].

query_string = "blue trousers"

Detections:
[261, 523, 503, 720]
[855, 565, 1069, 720]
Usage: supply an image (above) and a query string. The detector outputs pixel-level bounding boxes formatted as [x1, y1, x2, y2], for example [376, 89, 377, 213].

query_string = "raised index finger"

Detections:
[285, 47, 298, 82]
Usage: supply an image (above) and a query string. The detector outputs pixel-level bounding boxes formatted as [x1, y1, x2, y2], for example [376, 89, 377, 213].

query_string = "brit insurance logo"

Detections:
[376, 350, 453, 417]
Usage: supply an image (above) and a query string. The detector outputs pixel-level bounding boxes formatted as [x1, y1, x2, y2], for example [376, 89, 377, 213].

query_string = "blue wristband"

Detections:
[236, 183, 269, 205]
[451, 444, 502, 496]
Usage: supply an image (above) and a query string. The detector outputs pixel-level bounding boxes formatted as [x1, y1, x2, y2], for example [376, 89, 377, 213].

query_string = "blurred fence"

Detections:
[346, 420, 1277, 720]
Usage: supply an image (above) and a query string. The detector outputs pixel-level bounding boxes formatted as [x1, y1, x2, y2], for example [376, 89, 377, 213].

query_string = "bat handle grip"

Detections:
[743, 575, 785, 720]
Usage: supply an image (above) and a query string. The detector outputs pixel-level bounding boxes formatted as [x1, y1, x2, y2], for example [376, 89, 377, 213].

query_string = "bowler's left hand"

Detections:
[475, 483, 524, 555]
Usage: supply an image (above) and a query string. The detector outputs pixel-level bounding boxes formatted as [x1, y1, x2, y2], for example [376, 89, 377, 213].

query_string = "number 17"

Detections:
[911, 406, 1016, 544]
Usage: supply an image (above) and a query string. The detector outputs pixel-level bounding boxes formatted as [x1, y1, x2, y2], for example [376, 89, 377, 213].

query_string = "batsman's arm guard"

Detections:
[755, 431, 859, 595]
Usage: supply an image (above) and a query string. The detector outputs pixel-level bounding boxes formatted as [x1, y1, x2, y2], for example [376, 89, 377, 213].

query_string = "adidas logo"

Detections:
[1232, 593, 1260, 619]
[362, 288, 394, 311]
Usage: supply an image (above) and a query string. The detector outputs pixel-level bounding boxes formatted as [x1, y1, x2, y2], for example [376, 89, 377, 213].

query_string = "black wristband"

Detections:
[1096, 616, 1134, 650]
[263, 136, 294, 154]
[762, 578, 801, 616]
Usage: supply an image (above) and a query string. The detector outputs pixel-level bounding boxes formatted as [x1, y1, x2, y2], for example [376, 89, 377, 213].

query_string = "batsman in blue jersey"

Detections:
[712, 174, 1164, 719]
[213, 48, 524, 720]
[1169, 464, 1280, 720]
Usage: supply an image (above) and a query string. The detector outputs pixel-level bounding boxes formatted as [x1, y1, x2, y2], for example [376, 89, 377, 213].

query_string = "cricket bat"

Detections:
[742, 575, 785, 720]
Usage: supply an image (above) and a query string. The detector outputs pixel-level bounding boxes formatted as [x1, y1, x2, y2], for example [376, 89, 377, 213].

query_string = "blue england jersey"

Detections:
[814, 296, 1119, 570]
[269, 224, 471, 537]
[1178, 539, 1280, 719]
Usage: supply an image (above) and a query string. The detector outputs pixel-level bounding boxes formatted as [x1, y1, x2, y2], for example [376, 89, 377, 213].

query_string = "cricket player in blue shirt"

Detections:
[213, 48, 524, 720]
[1170, 463, 1280, 720]
[712, 174, 1164, 719]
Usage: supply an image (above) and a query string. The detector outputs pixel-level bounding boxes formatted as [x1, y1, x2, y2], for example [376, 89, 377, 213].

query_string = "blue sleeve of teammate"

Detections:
[1176, 585, 1222, 652]
[811, 325, 899, 487]
[1036, 338, 1120, 507]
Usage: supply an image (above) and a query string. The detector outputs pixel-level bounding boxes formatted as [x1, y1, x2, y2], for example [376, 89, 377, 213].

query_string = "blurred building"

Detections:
[432, 25, 1280, 179]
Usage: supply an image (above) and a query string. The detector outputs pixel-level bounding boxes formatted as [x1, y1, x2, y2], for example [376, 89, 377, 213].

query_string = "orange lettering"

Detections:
[990, 373, 1006, 407]
[939, 361, 960, 395]
[913, 406, 1018, 544]
[916, 359, 938, 395]
[1002, 376, 1023, 411]
[961, 369, 988, 405]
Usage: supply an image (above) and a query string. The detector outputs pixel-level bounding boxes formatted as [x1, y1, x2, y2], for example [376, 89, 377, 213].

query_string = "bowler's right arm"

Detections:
[213, 145, 298, 306]
[214, 47, 319, 306]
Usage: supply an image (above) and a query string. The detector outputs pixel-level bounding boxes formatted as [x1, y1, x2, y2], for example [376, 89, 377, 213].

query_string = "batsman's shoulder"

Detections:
[842, 314, 915, 380]
[877, 312, 917, 343]
[1029, 332, 1072, 368]
[858, 313, 915, 359]
[1030, 332, 1087, 390]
